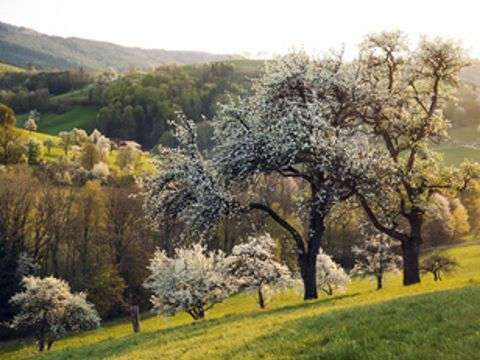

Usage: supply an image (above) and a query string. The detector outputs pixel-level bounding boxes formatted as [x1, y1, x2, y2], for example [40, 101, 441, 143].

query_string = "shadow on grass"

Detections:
[23, 293, 361, 359]
[222, 286, 480, 360]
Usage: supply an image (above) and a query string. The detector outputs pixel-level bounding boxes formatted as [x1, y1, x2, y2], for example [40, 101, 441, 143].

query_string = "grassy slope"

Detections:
[0, 62, 24, 73]
[16, 129, 155, 174]
[17, 107, 99, 136]
[2, 244, 480, 360]
[429, 124, 480, 165]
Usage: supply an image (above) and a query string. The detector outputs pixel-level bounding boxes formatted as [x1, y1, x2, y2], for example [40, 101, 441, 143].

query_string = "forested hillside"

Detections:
[0, 21, 240, 70]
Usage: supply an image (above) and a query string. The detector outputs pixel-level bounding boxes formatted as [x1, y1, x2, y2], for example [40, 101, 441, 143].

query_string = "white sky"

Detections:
[0, 0, 479, 58]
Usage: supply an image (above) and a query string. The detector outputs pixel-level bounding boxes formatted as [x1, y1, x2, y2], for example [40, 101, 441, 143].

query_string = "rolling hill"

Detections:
[1, 244, 479, 359]
[0, 21, 241, 71]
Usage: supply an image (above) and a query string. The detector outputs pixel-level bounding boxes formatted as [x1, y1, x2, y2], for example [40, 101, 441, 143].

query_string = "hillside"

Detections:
[460, 63, 480, 87]
[2, 244, 480, 360]
[0, 62, 23, 73]
[0, 21, 241, 70]
[17, 107, 98, 136]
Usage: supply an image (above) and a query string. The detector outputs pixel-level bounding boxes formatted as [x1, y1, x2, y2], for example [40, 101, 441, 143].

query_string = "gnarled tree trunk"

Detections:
[300, 194, 325, 300]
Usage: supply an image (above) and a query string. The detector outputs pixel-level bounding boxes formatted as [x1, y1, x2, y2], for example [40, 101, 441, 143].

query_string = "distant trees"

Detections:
[316, 250, 350, 295]
[144, 244, 231, 320]
[9, 276, 100, 352]
[352, 229, 401, 290]
[25, 138, 43, 165]
[0, 103, 21, 164]
[94, 63, 243, 148]
[225, 234, 291, 308]
[420, 254, 459, 281]
[0, 69, 91, 113]
[43, 137, 55, 154]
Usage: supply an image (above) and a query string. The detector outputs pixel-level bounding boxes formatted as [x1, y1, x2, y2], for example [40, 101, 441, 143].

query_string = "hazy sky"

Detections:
[1, 0, 479, 58]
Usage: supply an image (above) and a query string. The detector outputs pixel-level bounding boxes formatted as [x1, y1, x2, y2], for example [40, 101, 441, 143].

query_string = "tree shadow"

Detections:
[23, 292, 361, 359]
[221, 286, 480, 359]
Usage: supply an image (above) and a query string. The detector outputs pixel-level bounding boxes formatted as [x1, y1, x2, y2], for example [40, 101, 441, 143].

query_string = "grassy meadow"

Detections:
[1, 244, 479, 360]
[17, 107, 99, 136]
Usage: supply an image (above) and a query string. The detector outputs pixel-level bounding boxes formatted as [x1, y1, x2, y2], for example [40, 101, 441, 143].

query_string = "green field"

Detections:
[17, 107, 99, 135]
[0, 62, 24, 73]
[1, 244, 479, 360]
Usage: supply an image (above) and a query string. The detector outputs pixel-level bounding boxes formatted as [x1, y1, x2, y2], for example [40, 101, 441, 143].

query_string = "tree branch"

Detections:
[357, 194, 408, 243]
[247, 202, 306, 255]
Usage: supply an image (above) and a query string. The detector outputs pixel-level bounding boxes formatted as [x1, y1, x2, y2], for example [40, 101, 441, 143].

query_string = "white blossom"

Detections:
[144, 243, 232, 320]
[316, 249, 350, 295]
[9, 276, 100, 352]
[225, 234, 291, 308]
[352, 226, 402, 289]
[91, 161, 110, 182]
[24, 118, 38, 132]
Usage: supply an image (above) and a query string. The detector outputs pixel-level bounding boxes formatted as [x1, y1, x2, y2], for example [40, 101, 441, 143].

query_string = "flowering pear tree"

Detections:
[316, 249, 350, 295]
[141, 52, 386, 300]
[9, 276, 100, 352]
[144, 244, 232, 320]
[353, 31, 480, 285]
[225, 234, 291, 308]
[352, 226, 402, 290]
[24, 118, 38, 133]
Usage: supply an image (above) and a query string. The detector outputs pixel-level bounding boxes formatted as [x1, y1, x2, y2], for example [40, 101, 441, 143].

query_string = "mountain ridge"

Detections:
[0, 21, 241, 70]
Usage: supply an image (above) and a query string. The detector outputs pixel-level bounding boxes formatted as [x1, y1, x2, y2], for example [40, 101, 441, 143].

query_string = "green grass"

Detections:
[449, 125, 480, 143]
[2, 244, 480, 360]
[434, 145, 480, 166]
[0, 62, 24, 73]
[17, 107, 99, 136]
[429, 124, 480, 166]
[51, 87, 91, 102]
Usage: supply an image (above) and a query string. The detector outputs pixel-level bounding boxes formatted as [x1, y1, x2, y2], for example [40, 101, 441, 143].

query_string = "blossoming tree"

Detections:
[141, 52, 385, 299]
[9, 276, 100, 352]
[143, 244, 232, 320]
[316, 250, 350, 295]
[225, 233, 291, 308]
[353, 31, 479, 285]
[352, 226, 402, 290]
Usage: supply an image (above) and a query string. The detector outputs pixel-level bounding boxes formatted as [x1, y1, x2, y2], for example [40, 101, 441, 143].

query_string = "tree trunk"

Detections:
[377, 274, 383, 290]
[401, 240, 421, 285]
[130, 304, 140, 333]
[300, 253, 318, 299]
[258, 285, 265, 309]
[196, 308, 205, 320]
[38, 334, 45, 352]
[300, 191, 325, 300]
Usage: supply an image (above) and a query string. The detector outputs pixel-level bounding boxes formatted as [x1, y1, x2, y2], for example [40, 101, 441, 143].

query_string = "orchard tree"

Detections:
[420, 254, 458, 281]
[144, 244, 232, 320]
[59, 131, 74, 155]
[24, 118, 38, 133]
[43, 137, 55, 154]
[141, 52, 386, 299]
[316, 249, 350, 295]
[352, 227, 401, 290]
[9, 276, 100, 352]
[225, 233, 291, 308]
[354, 31, 480, 285]
[26, 137, 43, 165]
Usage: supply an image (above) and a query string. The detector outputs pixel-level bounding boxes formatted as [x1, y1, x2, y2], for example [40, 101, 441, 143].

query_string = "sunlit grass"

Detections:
[2, 244, 479, 359]
[17, 107, 99, 135]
